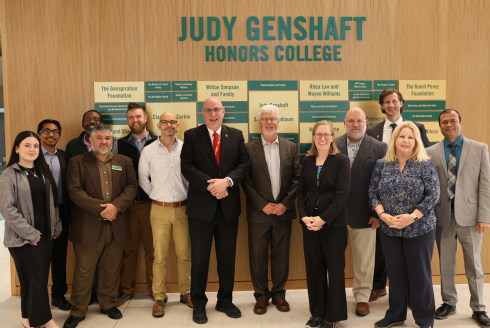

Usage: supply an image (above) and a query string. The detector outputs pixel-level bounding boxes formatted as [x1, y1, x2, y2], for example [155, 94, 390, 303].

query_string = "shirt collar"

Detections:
[82, 132, 91, 147]
[347, 136, 364, 146]
[92, 151, 114, 163]
[261, 135, 279, 146]
[384, 116, 404, 128]
[158, 137, 181, 150]
[41, 146, 58, 156]
[444, 134, 464, 148]
[207, 126, 222, 139]
[129, 130, 150, 143]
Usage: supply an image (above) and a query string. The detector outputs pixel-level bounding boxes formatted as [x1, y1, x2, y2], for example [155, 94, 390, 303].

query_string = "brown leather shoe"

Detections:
[180, 293, 194, 308]
[272, 299, 290, 312]
[369, 288, 387, 302]
[253, 301, 268, 314]
[152, 300, 165, 318]
[355, 302, 370, 316]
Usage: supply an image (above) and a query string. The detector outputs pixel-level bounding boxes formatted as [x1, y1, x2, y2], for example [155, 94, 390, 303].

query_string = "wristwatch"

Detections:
[226, 177, 233, 187]
[411, 213, 419, 223]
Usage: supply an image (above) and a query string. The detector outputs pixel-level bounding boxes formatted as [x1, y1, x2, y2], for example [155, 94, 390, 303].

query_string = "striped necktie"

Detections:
[447, 143, 457, 200]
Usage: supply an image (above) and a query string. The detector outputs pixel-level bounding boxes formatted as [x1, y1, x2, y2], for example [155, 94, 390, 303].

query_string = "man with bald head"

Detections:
[139, 111, 193, 317]
[336, 107, 387, 317]
[112, 102, 158, 307]
[181, 97, 250, 324]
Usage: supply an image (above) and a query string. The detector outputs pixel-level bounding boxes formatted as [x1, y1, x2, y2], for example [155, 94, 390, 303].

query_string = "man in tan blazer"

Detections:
[241, 104, 300, 315]
[63, 125, 138, 328]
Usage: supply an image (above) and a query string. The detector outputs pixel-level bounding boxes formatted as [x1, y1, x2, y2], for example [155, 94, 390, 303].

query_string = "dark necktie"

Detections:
[213, 132, 221, 166]
[447, 143, 457, 200]
[390, 123, 397, 133]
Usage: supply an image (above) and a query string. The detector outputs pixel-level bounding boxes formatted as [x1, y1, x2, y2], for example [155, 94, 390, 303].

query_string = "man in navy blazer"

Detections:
[336, 108, 387, 317]
[365, 88, 430, 303]
[181, 97, 250, 324]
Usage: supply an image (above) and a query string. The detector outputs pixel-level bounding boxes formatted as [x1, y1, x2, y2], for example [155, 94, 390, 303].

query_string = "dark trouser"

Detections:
[9, 236, 53, 327]
[51, 204, 69, 297]
[302, 224, 348, 322]
[373, 228, 388, 289]
[70, 221, 124, 317]
[188, 202, 239, 308]
[381, 229, 435, 327]
[248, 217, 292, 302]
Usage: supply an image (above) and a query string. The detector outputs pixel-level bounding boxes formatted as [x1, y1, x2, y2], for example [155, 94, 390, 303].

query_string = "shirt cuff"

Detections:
[226, 177, 234, 187]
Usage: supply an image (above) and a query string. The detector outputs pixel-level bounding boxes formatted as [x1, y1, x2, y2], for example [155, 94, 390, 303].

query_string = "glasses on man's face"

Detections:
[83, 117, 101, 123]
[39, 129, 61, 136]
[259, 117, 279, 123]
[203, 107, 223, 114]
[159, 120, 178, 125]
[313, 133, 334, 140]
[440, 119, 459, 126]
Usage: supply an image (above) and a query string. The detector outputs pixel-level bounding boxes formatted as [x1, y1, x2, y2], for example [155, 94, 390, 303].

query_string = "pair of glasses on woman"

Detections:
[313, 133, 334, 140]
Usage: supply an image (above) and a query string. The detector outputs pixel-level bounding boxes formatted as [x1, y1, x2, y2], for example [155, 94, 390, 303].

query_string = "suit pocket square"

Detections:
[365, 159, 374, 164]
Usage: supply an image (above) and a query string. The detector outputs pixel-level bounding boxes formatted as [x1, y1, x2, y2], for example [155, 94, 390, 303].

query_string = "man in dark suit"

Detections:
[336, 108, 387, 317]
[181, 97, 250, 324]
[241, 105, 300, 315]
[63, 125, 138, 328]
[37, 119, 71, 311]
[365, 88, 430, 303]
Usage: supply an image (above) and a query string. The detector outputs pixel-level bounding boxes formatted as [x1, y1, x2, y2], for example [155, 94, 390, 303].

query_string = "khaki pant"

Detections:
[70, 221, 124, 317]
[347, 225, 376, 303]
[120, 201, 154, 294]
[150, 203, 191, 301]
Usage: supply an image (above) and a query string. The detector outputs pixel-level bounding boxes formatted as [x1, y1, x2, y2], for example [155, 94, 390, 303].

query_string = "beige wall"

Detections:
[2, 0, 490, 295]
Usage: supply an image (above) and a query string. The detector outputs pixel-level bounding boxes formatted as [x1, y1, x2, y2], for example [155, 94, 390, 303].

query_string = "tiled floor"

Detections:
[0, 220, 486, 327]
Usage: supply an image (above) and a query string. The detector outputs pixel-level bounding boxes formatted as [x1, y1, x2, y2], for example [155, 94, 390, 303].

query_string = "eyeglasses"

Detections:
[159, 120, 178, 125]
[203, 107, 223, 114]
[83, 117, 101, 123]
[313, 133, 334, 140]
[259, 117, 279, 122]
[440, 119, 459, 125]
[39, 129, 61, 136]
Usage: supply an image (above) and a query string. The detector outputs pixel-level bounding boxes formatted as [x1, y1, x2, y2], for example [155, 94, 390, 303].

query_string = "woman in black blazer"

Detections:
[297, 120, 351, 328]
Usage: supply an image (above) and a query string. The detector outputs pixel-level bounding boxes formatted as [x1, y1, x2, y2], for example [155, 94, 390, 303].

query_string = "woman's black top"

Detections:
[18, 165, 47, 236]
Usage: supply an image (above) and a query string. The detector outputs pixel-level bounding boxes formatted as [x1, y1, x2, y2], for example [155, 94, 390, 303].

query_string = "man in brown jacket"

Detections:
[63, 125, 138, 328]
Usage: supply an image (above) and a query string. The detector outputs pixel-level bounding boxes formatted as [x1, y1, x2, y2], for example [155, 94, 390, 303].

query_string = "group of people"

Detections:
[0, 88, 488, 328]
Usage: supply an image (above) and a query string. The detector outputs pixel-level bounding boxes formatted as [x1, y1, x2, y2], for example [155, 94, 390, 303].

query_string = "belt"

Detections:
[152, 200, 187, 208]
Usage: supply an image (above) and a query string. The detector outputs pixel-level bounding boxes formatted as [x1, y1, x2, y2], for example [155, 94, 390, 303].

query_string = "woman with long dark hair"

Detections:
[0, 131, 62, 328]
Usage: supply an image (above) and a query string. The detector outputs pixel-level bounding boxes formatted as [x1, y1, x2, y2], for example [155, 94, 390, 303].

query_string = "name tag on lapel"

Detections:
[112, 165, 122, 171]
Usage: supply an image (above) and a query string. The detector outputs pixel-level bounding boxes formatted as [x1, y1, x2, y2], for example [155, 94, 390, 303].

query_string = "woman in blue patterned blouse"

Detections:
[369, 121, 440, 328]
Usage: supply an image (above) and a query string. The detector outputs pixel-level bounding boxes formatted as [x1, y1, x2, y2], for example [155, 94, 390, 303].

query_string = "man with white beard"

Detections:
[335, 108, 387, 317]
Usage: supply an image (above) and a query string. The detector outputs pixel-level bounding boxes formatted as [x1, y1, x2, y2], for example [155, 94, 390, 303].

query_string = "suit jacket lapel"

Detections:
[437, 141, 448, 176]
[254, 138, 271, 182]
[198, 125, 218, 167]
[458, 138, 471, 175]
[374, 121, 385, 142]
[351, 137, 369, 172]
[219, 125, 230, 165]
[84, 153, 104, 200]
[337, 135, 348, 156]
[318, 154, 335, 185]
[279, 137, 286, 177]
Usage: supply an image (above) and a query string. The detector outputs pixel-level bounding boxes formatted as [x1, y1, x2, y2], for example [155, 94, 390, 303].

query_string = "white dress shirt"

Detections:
[206, 125, 233, 187]
[261, 135, 281, 200]
[138, 138, 188, 202]
[382, 116, 403, 145]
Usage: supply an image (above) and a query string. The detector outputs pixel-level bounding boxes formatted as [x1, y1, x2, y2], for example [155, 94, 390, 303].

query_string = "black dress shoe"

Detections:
[215, 302, 241, 318]
[63, 315, 85, 328]
[435, 303, 456, 319]
[101, 307, 123, 319]
[193, 306, 208, 324]
[52, 296, 72, 311]
[473, 311, 490, 327]
[88, 291, 98, 305]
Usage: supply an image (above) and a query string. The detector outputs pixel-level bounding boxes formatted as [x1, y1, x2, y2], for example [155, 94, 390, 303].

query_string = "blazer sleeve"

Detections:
[111, 157, 138, 213]
[296, 158, 308, 219]
[478, 144, 490, 223]
[279, 145, 300, 209]
[180, 130, 213, 192]
[319, 155, 351, 226]
[225, 130, 250, 186]
[418, 123, 431, 148]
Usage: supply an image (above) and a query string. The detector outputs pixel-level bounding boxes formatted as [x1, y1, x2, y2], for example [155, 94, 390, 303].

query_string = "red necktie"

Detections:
[213, 132, 221, 166]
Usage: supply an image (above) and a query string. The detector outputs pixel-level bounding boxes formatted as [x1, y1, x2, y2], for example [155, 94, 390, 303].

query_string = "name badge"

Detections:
[112, 165, 122, 171]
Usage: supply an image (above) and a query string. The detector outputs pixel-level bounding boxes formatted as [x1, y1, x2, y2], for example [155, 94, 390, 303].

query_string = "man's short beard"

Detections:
[130, 125, 146, 135]
[346, 127, 366, 140]
[262, 129, 277, 136]
[93, 147, 111, 155]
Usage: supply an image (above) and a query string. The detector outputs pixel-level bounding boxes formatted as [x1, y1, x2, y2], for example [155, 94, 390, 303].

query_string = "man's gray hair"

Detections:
[89, 124, 113, 138]
[257, 104, 280, 123]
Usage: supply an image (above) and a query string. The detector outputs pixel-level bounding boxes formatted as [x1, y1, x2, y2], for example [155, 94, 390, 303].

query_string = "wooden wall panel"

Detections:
[2, 0, 490, 295]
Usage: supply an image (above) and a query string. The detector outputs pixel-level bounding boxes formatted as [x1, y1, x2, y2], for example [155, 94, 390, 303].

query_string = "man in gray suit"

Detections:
[241, 104, 300, 315]
[336, 107, 387, 317]
[427, 109, 490, 327]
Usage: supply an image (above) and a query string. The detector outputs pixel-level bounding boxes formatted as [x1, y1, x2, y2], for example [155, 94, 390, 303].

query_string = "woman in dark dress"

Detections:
[0, 131, 62, 328]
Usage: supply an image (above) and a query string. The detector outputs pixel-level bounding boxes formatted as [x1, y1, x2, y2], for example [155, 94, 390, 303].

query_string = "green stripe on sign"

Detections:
[172, 92, 196, 101]
[350, 91, 374, 101]
[404, 101, 446, 110]
[146, 81, 170, 91]
[374, 80, 398, 90]
[300, 112, 345, 122]
[402, 111, 442, 121]
[172, 81, 197, 91]
[146, 92, 171, 102]
[95, 102, 145, 113]
[300, 101, 348, 112]
[248, 80, 298, 90]
[101, 114, 127, 125]
[198, 102, 248, 112]
[348, 80, 372, 90]
[300, 143, 312, 154]
[198, 113, 249, 124]
[278, 134, 299, 144]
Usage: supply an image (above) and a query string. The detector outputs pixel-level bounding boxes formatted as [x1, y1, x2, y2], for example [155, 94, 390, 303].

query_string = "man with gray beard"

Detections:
[335, 108, 387, 317]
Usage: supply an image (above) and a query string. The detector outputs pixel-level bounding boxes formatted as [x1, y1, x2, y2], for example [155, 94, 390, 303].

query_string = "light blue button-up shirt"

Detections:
[261, 135, 280, 201]
[42, 146, 63, 205]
